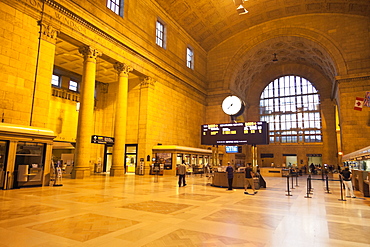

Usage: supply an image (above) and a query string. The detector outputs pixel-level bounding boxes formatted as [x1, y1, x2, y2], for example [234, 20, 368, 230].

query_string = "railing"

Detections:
[52, 88, 80, 102]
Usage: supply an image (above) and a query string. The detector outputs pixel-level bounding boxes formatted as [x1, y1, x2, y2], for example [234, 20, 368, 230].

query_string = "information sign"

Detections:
[201, 121, 269, 145]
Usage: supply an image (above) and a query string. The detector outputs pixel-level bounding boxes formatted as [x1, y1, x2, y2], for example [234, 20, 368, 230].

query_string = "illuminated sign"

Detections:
[91, 135, 114, 144]
[201, 122, 269, 145]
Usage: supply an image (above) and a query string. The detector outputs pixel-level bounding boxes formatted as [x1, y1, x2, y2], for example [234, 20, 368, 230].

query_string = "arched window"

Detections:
[259, 75, 322, 143]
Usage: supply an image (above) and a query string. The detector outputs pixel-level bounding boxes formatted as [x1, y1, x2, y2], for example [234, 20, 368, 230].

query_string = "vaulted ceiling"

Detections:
[155, 0, 370, 52]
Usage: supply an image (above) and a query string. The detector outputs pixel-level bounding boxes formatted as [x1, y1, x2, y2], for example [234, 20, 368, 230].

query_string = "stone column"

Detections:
[110, 62, 133, 176]
[137, 77, 156, 174]
[72, 45, 101, 179]
[31, 21, 59, 127]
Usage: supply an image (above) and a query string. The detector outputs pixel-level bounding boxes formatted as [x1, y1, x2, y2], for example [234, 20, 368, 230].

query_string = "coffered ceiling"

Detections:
[154, 0, 370, 52]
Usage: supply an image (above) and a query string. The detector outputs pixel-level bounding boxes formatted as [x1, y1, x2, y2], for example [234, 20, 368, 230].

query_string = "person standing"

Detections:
[341, 167, 356, 198]
[226, 162, 234, 190]
[178, 161, 187, 187]
[244, 164, 257, 195]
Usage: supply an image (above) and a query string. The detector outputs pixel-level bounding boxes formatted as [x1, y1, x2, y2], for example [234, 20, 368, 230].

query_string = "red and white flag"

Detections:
[354, 97, 364, 111]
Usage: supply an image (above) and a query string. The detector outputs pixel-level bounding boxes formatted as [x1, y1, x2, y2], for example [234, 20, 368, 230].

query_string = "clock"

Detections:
[222, 95, 245, 116]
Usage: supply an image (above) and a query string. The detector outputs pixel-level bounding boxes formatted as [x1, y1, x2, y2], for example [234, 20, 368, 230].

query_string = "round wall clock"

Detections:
[221, 95, 245, 116]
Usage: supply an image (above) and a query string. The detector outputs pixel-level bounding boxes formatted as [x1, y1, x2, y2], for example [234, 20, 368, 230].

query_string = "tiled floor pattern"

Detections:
[0, 173, 369, 246]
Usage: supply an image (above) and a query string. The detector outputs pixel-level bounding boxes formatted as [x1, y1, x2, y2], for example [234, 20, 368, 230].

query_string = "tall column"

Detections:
[72, 45, 101, 179]
[137, 77, 157, 174]
[31, 21, 59, 127]
[110, 62, 133, 176]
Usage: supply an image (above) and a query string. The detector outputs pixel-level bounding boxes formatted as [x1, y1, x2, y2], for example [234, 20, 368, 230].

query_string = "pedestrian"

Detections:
[178, 161, 187, 187]
[340, 167, 356, 198]
[244, 164, 257, 195]
[226, 162, 234, 190]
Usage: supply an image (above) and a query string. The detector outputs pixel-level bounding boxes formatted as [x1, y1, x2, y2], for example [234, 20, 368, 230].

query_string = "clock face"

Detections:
[222, 96, 244, 116]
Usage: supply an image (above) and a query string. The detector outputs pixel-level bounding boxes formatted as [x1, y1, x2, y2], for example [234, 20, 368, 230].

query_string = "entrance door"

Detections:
[0, 141, 8, 189]
[125, 144, 137, 174]
[104, 145, 113, 173]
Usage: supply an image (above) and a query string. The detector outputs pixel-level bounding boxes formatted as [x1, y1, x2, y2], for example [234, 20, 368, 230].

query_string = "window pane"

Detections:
[156, 21, 165, 48]
[69, 81, 78, 91]
[186, 47, 194, 69]
[51, 75, 60, 87]
[259, 75, 322, 143]
[107, 0, 122, 16]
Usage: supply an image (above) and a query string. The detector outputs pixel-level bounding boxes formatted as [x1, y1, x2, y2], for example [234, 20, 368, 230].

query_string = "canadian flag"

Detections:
[354, 97, 364, 111]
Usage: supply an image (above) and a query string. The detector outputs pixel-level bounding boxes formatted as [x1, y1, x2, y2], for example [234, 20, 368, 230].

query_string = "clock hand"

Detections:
[227, 103, 233, 109]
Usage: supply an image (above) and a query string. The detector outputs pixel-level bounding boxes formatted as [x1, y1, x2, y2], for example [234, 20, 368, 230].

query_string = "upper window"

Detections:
[69, 80, 78, 92]
[51, 74, 60, 87]
[156, 20, 166, 48]
[259, 75, 322, 143]
[186, 47, 194, 69]
[107, 0, 123, 16]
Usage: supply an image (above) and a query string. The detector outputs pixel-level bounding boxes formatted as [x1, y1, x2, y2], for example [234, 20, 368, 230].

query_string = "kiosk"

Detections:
[0, 123, 55, 189]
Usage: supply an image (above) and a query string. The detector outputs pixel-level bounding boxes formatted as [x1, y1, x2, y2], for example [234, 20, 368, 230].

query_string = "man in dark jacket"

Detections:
[244, 164, 257, 195]
[226, 162, 234, 190]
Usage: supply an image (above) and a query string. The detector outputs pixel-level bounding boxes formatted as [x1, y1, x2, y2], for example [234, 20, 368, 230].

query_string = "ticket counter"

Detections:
[152, 145, 213, 176]
[212, 172, 245, 188]
[0, 123, 55, 189]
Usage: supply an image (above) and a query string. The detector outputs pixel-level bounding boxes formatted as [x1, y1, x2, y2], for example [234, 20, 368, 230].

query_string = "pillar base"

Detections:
[71, 168, 91, 179]
[110, 167, 125, 177]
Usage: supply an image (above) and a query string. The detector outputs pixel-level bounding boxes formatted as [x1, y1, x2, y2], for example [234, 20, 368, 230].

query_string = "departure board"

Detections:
[201, 122, 269, 145]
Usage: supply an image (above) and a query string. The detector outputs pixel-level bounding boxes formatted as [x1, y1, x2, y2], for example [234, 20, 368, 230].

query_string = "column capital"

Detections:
[78, 45, 102, 60]
[114, 62, 133, 76]
[140, 77, 156, 88]
[37, 21, 59, 44]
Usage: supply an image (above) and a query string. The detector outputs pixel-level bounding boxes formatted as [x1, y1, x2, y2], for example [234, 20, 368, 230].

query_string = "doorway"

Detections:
[125, 144, 137, 174]
[104, 145, 113, 173]
[0, 141, 8, 189]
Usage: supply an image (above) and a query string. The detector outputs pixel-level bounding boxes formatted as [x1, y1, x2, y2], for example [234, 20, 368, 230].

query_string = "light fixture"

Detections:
[272, 53, 278, 62]
[236, 5, 248, 15]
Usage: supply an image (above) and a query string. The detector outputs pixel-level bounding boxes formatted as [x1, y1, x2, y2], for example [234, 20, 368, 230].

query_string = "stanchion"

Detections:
[338, 175, 346, 201]
[308, 174, 313, 193]
[291, 174, 295, 189]
[325, 174, 331, 194]
[304, 175, 312, 198]
[295, 173, 299, 187]
[286, 175, 292, 196]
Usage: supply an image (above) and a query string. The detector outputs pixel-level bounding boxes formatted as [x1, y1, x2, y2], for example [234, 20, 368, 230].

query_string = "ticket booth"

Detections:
[152, 145, 213, 176]
[0, 123, 55, 189]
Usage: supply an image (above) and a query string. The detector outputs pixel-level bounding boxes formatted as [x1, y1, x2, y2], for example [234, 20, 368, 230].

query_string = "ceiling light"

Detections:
[272, 53, 278, 62]
[236, 5, 248, 15]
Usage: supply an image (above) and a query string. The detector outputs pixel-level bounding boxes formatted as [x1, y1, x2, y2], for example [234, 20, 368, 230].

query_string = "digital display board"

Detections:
[225, 146, 242, 153]
[201, 122, 269, 145]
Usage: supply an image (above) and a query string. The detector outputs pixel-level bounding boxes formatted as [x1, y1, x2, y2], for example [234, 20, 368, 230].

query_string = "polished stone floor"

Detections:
[0, 173, 369, 247]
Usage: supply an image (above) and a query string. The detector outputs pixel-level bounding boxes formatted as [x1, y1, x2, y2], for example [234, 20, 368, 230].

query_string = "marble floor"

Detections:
[0, 173, 369, 247]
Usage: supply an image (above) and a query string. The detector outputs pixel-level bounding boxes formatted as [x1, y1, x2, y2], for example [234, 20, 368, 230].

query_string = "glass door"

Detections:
[0, 141, 8, 189]
[104, 145, 113, 173]
[125, 144, 137, 174]
[14, 142, 45, 188]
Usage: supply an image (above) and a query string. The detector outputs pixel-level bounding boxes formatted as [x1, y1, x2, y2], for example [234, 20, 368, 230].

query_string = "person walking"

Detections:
[178, 161, 187, 187]
[341, 167, 356, 198]
[244, 164, 257, 195]
[226, 162, 234, 190]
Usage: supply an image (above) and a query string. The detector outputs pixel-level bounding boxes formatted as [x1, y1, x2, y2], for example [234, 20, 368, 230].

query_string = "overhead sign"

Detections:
[201, 121, 269, 145]
[91, 135, 114, 144]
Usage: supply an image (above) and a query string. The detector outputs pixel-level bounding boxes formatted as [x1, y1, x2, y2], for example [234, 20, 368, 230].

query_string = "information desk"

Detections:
[212, 172, 260, 189]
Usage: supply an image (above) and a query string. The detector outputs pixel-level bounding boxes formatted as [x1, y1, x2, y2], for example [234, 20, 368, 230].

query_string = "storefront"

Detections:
[152, 145, 213, 176]
[342, 146, 370, 171]
[0, 123, 55, 189]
